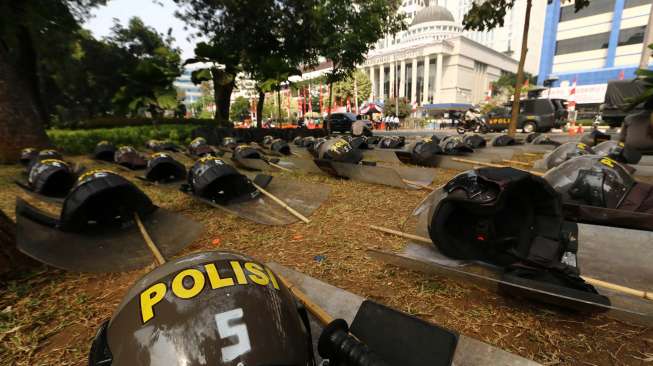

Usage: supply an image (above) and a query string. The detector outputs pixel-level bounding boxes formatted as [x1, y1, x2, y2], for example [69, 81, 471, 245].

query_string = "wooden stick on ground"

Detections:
[369, 225, 653, 302]
[134, 213, 166, 265]
[277, 273, 334, 325]
[369, 224, 432, 244]
[251, 182, 310, 224]
[268, 162, 293, 173]
[582, 277, 653, 301]
[502, 159, 532, 167]
[451, 157, 506, 168]
[401, 179, 435, 191]
[452, 157, 545, 177]
[523, 152, 539, 157]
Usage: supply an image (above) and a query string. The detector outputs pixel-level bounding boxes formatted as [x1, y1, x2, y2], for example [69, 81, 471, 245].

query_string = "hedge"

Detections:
[48, 124, 198, 155]
[60, 117, 214, 129]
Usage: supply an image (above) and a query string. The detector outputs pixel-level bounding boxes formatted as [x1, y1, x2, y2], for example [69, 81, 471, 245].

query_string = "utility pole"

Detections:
[639, 4, 653, 69]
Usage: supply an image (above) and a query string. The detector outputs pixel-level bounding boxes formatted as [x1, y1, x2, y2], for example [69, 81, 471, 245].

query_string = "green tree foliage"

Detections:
[175, 0, 317, 126]
[332, 70, 372, 108]
[230, 96, 251, 122]
[109, 17, 182, 117]
[492, 71, 535, 97]
[313, 0, 405, 123]
[464, 0, 590, 135]
[383, 98, 412, 118]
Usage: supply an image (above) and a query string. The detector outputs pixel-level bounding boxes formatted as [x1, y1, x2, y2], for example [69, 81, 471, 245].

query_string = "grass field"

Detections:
[0, 152, 651, 366]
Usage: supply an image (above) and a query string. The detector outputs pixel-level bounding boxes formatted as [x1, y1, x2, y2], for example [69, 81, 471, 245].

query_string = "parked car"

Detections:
[325, 112, 364, 133]
[486, 99, 565, 133]
[600, 79, 647, 128]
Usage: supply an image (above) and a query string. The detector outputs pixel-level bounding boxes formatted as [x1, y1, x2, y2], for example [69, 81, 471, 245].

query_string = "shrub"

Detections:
[54, 117, 214, 130]
[48, 124, 199, 155]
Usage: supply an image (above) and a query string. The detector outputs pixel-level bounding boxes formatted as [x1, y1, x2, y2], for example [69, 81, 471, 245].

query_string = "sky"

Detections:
[83, 0, 199, 59]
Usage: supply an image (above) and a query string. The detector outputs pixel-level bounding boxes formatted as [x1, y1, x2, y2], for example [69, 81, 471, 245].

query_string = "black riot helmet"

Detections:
[114, 146, 147, 169]
[490, 134, 517, 147]
[538, 142, 595, 170]
[262, 135, 275, 146]
[544, 155, 635, 209]
[26, 149, 64, 173]
[429, 168, 565, 265]
[233, 145, 263, 161]
[531, 134, 561, 146]
[463, 134, 486, 148]
[411, 138, 442, 166]
[301, 136, 317, 149]
[94, 141, 117, 162]
[146, 140, 179, 152]
[308, 138, 327, 158]
[222, 137, 238, 150]
[580, 130, 611, 147]
[526, 132, 541, 143]
[19, 148, 39, 166]
[27, 159, 75, 197]
[427, 167, 605, 301]
[145, 153, 187, 183]
[349, 136, 370, 150]
[89, 250, 314, 366]
[270, 138, 291, 155]
[59, 170, 156, 232]
[188, 156, 258, 204]
[293, 136, 303, 146]
[439, 136, 474, 154]
[377, 136, 405, 149]
[189, 137, 216, 157]
[316, 138, 363, 164]
[593, 140, 641, 165]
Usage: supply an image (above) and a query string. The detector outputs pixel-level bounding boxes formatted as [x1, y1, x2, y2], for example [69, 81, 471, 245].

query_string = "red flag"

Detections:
[308, 87, 313, 113]
[618, 70, 625, 80]
[346, 97, 351, 112]
[523, 79, 529, 89]
[319, 83, 323, 114]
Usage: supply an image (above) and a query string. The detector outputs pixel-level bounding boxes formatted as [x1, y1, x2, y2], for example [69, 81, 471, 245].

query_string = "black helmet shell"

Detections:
[94, 141, 117, 162]
[114, 146, 147, 169]
[20, 148, 39, 166]
[377, 136, 405, 149]
[541, 142, 595, 170]
[463, 135, 486, 148]
[439, 136, 474, 154]
[91, 251, 312, 366]
[222, 137, 237, 150]
[188, 157, 257, 204]
[490, 134, 516, 147]
[60, 170, 155, 232]
[544, 155, 635, 209]
[233, 145, 262, 161]
[316, 138, 362, 164]
[262, 135, 275, 146]
[27, 159, 75, 196]
[270, 139, 291, 155]
[411, 138, 442, 165]
[145, 153, 187, 183]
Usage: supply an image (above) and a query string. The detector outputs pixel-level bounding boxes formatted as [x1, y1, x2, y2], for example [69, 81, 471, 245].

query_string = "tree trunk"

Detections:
[212, 72, 235, 128]
[0, 210, 38, 278]
[256, 90, 265, 127]
[0, 47, 50, 163]
[327, 79, 334, 133]
[508, 0, 532, 137]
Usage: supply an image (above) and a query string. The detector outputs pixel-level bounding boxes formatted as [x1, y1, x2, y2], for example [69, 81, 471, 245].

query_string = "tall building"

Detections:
[376, 0, 546, 73]
[362, 4, 518, 105]
[174, 67, 204, 106]
[537, 0, 652, 103]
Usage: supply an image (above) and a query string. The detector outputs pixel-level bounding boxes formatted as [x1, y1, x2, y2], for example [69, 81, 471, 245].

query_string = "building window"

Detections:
[559, 0, 615, 22]
[618, 26, 646, 47]
[555, 32, 611, 55]
[625, 0, 650, 8]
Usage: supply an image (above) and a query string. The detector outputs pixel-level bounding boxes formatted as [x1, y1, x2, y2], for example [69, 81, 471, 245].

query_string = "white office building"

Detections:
[376, 0, 547, 73]
[362, 4, 519, 105]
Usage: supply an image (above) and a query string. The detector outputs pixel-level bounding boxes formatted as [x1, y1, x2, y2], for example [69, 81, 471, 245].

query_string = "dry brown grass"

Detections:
[0, 154, 650, 366]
